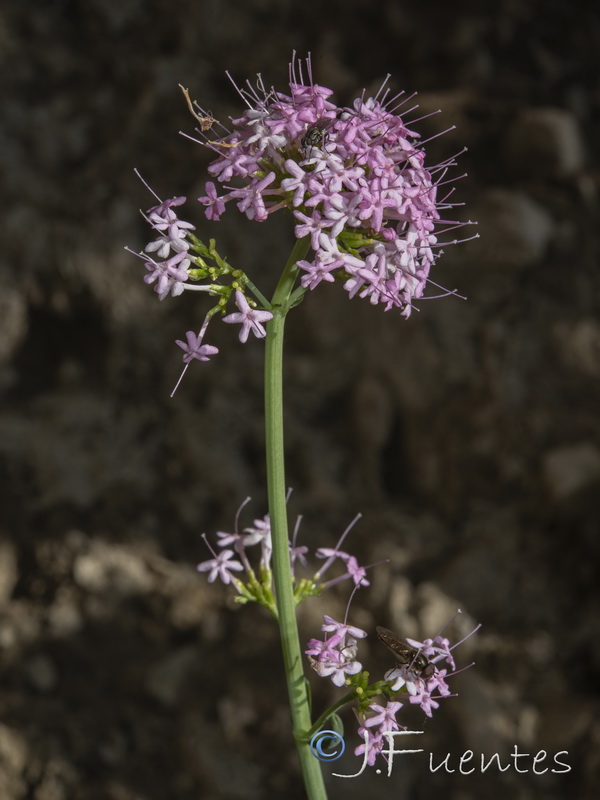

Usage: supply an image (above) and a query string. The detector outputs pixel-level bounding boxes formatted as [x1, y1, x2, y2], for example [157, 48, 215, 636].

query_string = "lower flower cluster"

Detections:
[306, 614, 479, 766]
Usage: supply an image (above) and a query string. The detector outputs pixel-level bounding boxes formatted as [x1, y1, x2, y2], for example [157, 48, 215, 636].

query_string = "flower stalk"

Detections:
[264, 237, 327, 798]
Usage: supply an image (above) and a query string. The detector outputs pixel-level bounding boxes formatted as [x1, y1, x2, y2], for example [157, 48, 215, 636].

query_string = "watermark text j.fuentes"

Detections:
[310, 730, 571, 778]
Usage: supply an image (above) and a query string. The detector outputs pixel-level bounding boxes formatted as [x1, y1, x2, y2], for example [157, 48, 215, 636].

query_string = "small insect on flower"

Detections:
[376, 625, 437, 679]
[180, 84, 241, 148]
[300, 118, 335, 155]
[179, 84, 218, 132]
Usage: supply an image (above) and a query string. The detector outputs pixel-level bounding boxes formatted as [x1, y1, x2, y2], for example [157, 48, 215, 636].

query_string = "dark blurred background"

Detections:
[1, 1, 599, 798]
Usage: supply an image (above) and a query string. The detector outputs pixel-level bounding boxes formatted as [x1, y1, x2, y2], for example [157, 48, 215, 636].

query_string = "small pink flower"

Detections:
[198, 181, 226, 221]
[223, 291, 273, 343]
[196, 549, 243, 584]
[175, 331, 219, 363]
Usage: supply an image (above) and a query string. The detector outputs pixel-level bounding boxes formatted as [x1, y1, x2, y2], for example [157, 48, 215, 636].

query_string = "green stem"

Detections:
[306, 691, 357, 740]
[265, 236, 327, 799]
[245, 276, 271, 310]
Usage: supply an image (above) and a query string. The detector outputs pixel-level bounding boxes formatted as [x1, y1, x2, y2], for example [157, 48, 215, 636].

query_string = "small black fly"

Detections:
[300, 110, 347, 156]
[300, 120, 332, 155]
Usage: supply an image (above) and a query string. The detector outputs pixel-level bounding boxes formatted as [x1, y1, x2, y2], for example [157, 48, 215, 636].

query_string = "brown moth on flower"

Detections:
[376, 625, 437, 679]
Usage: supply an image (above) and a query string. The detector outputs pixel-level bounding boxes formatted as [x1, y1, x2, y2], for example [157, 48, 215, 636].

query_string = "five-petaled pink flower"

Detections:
[175, 331, 219, 363]
[223, 290, 273, 343]
[196, 549, 244, 584]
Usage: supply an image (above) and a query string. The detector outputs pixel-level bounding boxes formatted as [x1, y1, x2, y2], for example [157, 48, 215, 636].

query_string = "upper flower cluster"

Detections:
[130, 56, 473, 389]
[196, 55, 471, 316]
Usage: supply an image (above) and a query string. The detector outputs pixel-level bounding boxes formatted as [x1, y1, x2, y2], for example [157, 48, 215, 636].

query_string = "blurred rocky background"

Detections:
[1, 0, 599, 798]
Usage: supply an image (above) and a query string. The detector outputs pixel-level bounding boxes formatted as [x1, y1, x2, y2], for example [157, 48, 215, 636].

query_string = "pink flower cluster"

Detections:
[382, 634, 454, 718]
[130, 183, 274, 382]
[196, 501, 371, 606]
[354, 631, 457, 764]
[142, 197, 195, 301]
[197, 55, 469, 316]
[306, 614, 480, 766]
[306, 616, 367, 687]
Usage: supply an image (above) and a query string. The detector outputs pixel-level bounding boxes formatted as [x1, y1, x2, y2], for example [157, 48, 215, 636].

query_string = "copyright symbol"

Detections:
[309, 730, 345, 762]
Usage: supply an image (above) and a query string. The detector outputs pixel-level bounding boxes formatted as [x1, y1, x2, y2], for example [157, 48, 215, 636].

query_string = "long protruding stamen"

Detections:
[434, 220, 478, 237]
[314, 513, 363, 580]
[133, 168, 161, 202]
[305, 52, 313, 88]
[387, 91, 418, 116]
[201, 532, 218, 559]
[179, 130, 236, 157]
[234, 496, 252, 533]
[343, 584, 361, 625]
[445, 662, 476, 678]
[433, 172, 469, 192]
[417, 125, 458, 147]
[334, 513, 362, 551]
[374, 73, 391, 104]
[450, 623, 482, 652]
[321, 557, 388, 591]
[421, 286, 467, 302]
[291, 514, 303, 548]
[224, 70, 256, 110]
[431, 232, 480, 248]
[170, 365, 190, 397]
[407, 108, 443, 126]
[430, 147, 468, 172]
[433, 608, 463, 641]
[124, 245, 154, 264]
[170, 312, 212, 398]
